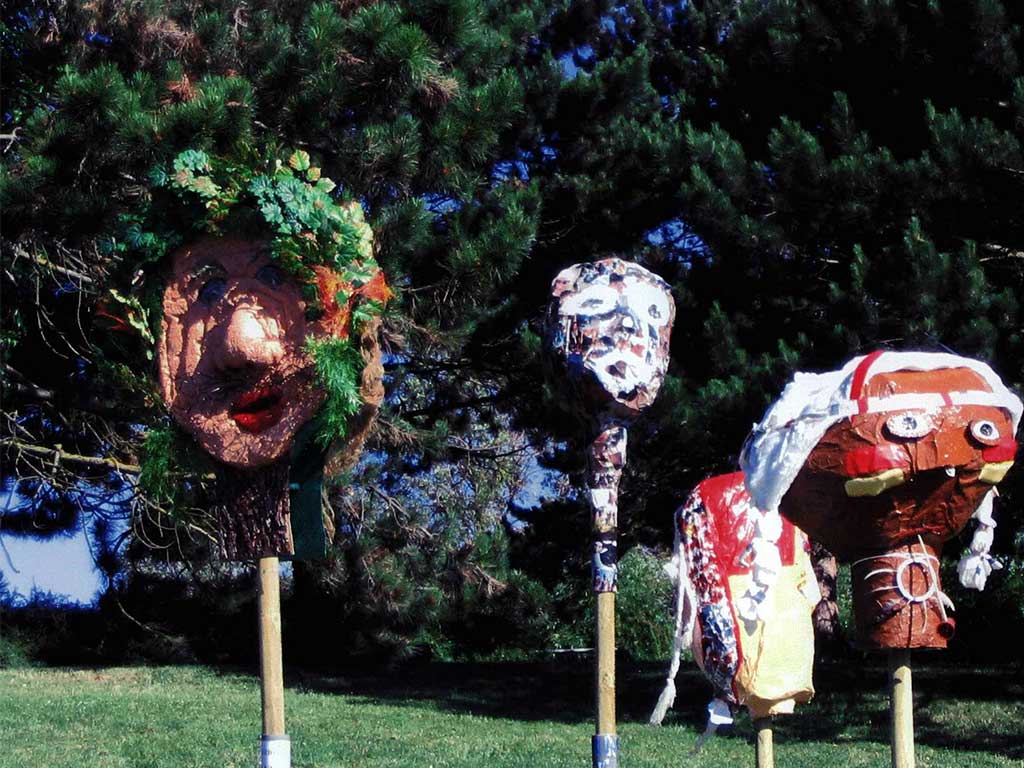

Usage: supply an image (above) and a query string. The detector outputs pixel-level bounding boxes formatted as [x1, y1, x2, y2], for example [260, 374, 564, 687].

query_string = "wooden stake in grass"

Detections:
[889, 649, 914, 768]
[258, 556, 290, 768]
[589, 423, 627, 768]
[543, 259, 676, 768]
[595, 591, 617, 736]
[754, 718, 774, 768]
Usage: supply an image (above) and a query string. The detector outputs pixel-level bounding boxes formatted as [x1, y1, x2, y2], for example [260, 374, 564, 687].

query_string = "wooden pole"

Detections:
[754, 718, 774, 768]
[596, 591, 617, 733]
[593, 590, 618, 767]
[588, 423, 627, 768]
[258, 556, 290, 768]
[888, 649, 914, 768]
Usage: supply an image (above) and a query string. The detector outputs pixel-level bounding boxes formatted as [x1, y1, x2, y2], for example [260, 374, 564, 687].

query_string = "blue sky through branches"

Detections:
[1, 526, 103, 605]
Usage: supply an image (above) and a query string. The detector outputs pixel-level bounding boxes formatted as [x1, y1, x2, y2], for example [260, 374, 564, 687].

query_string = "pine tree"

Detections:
[506, 0, 1024, 656]
[0, 0, 552, 660]
[4, 0, 1024, 660]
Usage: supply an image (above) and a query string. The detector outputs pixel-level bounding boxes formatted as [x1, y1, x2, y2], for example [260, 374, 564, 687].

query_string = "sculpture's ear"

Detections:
[322, 315, 384, 479]
[155, 282, 187, 408]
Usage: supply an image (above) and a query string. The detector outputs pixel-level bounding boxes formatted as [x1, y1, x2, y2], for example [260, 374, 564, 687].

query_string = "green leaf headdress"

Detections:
[105, 145, 390, 447]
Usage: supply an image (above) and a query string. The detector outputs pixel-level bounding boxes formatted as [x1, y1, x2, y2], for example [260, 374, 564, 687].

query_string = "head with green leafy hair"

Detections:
[107, 146, 390, 469]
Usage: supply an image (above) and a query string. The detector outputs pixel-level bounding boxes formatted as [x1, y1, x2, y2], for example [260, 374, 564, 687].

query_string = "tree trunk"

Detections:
[215, 460, 293, 560]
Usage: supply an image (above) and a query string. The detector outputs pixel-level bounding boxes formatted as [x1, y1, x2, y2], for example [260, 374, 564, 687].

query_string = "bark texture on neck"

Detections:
[215, 460, 294, 560]
[811, 541, 841, 647]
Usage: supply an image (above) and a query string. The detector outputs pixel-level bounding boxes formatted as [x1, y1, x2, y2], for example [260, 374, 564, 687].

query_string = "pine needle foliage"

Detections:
[5, 0, 1024, 662]
[305, 336, 363, 448]
[2, 0, 552, 661]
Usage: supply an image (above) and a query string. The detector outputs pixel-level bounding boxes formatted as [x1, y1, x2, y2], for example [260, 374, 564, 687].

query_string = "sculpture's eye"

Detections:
[885, 412, 934, 439]
[560, 285, 619, 316]
[969, 419, 1001, 446]
[256, 265, 285, 288]
[199, 278, 228, 304]
[645, 291, 671, 324]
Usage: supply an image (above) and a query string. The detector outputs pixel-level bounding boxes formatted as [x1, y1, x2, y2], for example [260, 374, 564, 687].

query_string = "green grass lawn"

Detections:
[0, 660, 1021, 767]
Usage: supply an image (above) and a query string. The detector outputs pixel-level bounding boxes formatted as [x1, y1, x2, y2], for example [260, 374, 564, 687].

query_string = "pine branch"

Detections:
[445, 438, 531, 459]
[2, 371, 150, 418]
[2, 366, 55, 401]
[8, 243, 96, 284]
[0, 128, 20, 153]
[32, 255, 95, 284]
[368, 485, 434, 543]
[461, 563, 508, 595]
[1, 438, 140, 474]
[400, 391, 513, 419]
[980, 243, 1024, 262]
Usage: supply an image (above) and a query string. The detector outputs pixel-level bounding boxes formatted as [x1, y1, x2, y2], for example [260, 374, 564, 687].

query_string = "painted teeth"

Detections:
[844, 468, 907, 497]
[945, 466, 956, 477]
[979, 461, 1014, 484]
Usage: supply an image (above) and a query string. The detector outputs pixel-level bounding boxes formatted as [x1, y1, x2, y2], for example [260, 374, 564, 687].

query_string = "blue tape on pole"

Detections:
[592, 733, 619, 768]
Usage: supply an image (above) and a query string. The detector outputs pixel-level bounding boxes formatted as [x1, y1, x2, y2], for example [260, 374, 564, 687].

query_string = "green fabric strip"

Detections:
[285, 419, 328, 561]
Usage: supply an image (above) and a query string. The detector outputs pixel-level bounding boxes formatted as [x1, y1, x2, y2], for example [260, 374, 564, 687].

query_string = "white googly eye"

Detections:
[969, 419, 1001, 446]
[885, 412, 934, 439]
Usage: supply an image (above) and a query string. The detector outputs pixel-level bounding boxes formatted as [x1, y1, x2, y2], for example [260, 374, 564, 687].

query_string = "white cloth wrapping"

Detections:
[690, 698, 734, 755]
[649, 523, 697, 726]
[958, 490, 1003, 590]
[735, 516, 784, 624]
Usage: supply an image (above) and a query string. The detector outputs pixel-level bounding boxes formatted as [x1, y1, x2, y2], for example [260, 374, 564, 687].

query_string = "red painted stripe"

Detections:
[777, 519, 797, 566]
[850, 350, 885, 400]
[942, 392, 953, 407]
[843, 444, 908, 476]
[982, 438, 1018, 463]
[857, 396, 870, 414]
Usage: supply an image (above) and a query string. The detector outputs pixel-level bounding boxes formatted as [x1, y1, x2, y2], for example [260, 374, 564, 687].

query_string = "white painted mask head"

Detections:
[547, 258, 675, 418]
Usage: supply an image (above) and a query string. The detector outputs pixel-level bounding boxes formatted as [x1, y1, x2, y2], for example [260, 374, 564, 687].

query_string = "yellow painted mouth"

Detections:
[979, 461, 1014, 484]
[844, 468, 907, 498]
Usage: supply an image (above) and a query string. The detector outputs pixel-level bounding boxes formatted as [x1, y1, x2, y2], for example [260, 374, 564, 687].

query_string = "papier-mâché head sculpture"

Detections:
[546, 258, 675, 423]
[158, 236, 387, 468]
[742, 351, 1021, 649]
[138, 148, 389, 470]
[544, 257, 676, 593]
[543, 258, 676, 768]
[105, 147, 389, 559]
[651, 472, 817, 734]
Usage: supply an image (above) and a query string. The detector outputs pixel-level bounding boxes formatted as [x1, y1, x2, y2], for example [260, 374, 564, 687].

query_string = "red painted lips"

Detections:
[230, 386, 284, 433]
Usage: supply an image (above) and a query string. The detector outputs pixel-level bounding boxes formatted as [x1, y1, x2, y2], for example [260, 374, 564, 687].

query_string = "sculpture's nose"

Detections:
[219, 305, 285, 370]
[980, 437, 1017, 484]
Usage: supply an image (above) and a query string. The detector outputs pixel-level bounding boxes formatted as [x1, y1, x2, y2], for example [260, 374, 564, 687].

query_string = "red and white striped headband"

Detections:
[832, 350, 1020, 420]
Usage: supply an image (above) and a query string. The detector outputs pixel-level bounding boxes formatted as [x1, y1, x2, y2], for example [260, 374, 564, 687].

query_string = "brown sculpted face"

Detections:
[741, 351, 1020, 649]
[782, 367, 1017, 559]
[158, 236, 329, 468]
[780, 366, 1018, 648]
